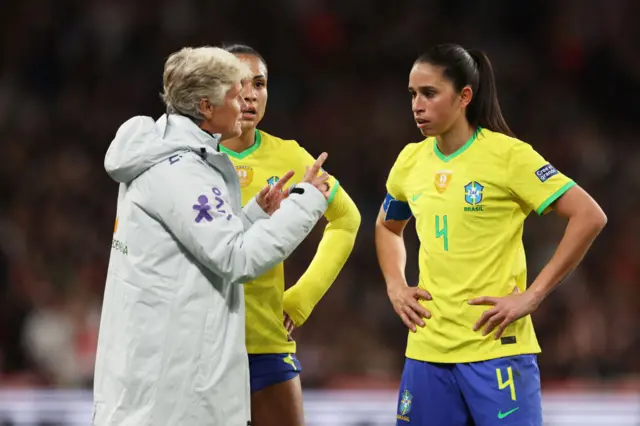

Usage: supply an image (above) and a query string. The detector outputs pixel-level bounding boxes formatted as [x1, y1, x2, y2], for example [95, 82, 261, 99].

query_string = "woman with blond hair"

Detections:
[93, 46, 332, 426]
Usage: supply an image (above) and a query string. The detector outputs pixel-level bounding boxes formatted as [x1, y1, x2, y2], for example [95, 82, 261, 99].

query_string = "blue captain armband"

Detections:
[382, 193, 413, 221]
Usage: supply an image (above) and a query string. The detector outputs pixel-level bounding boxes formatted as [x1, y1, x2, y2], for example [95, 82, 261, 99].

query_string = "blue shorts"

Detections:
[397, 355, 542, 426]
[248, 353, 302, 394]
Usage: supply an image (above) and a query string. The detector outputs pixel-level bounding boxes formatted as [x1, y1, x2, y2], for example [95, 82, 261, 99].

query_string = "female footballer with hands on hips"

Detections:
[375, 44, 607, 426]
[221, 44, 361, 426]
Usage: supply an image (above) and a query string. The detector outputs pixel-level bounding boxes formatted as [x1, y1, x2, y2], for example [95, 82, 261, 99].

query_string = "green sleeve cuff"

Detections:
[535, 181, 576, 215]
[327, 180, 340, 204]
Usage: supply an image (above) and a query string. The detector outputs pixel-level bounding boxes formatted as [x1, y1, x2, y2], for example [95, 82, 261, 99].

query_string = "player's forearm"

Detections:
[283, 213, 359, 325]
[528, 210, 606, 304]
[375, 220, 408, 292]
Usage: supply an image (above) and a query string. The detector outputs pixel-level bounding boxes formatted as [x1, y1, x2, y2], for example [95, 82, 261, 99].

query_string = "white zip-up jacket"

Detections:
[93, 114, 327, 426]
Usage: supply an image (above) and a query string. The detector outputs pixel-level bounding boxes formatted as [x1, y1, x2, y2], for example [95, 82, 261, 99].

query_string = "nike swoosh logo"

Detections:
[497, 407, 519, 419]
[411, 193, 423, 202]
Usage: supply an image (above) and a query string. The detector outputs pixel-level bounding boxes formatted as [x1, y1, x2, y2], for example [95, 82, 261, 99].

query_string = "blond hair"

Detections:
[161, 46, 251, 121]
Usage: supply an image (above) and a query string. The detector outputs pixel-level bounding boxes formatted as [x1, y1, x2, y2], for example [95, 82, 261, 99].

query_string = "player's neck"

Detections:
[436, 121, 475, 156]
[220, 129, 256, 153]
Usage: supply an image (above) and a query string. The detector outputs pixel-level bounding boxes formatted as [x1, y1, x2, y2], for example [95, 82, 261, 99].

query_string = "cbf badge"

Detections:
[397, 389, 412, 422]
[235, 165, 253, 188]
[434, 170, 452, 193]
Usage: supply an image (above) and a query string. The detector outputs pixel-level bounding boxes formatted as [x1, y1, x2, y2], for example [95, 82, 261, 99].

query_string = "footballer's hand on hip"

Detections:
[387, 284, 432, 333]
[469, 286, 539, 339]
[283, 312, 296, 334]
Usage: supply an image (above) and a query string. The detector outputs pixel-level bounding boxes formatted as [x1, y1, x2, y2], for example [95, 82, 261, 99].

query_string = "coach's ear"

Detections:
[199, 98, 214, 121]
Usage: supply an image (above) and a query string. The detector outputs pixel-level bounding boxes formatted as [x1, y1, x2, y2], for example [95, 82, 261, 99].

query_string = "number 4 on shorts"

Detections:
[496, 367, 516, 401]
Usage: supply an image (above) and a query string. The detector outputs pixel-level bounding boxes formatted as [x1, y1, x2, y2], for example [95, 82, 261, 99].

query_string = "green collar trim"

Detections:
[434, 127, 481, 163]
[219, 129, 262, 159]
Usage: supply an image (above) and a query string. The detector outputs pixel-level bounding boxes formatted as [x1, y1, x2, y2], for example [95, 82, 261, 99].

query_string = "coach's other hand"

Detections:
[256, 170, 295, 215]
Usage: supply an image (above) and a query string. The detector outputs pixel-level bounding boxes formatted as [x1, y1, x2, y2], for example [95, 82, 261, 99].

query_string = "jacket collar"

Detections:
[159, 114, 222, 152]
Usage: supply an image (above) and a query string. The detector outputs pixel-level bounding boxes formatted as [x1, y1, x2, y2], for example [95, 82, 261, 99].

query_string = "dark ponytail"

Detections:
[466, 49, 513, 137]
[415, 44, 514, 137]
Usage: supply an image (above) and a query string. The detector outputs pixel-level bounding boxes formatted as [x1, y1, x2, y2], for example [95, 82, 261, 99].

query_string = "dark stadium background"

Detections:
[0, 0, 638, 424]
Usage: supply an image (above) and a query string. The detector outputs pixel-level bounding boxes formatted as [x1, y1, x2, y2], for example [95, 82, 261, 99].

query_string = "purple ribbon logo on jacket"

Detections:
[193, 187, 231, 222]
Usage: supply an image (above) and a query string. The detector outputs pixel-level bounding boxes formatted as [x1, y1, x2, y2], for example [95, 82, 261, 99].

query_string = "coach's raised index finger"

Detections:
[309, 152, 328, 176]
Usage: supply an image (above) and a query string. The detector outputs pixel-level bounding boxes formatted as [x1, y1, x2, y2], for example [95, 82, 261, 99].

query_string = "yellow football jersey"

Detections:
[385, 127, 575, 363]
[220, 129, 339, 354]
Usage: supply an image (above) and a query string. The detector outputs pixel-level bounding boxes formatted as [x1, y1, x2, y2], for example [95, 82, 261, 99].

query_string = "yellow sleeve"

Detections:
[386, 144, 416, 201]
[508, 141, 575, 215]
[282, 186, 360, 326]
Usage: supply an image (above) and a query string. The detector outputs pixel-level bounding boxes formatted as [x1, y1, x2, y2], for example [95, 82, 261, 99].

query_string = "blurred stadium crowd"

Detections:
[0, 0, 638, 390]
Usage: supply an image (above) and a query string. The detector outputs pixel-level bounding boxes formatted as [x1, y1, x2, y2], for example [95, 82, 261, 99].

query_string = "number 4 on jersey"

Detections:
[435, 215, 449, 251]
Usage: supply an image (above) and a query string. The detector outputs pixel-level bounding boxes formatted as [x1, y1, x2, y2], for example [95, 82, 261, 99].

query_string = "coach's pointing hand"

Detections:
[302, 152, 331, 199]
